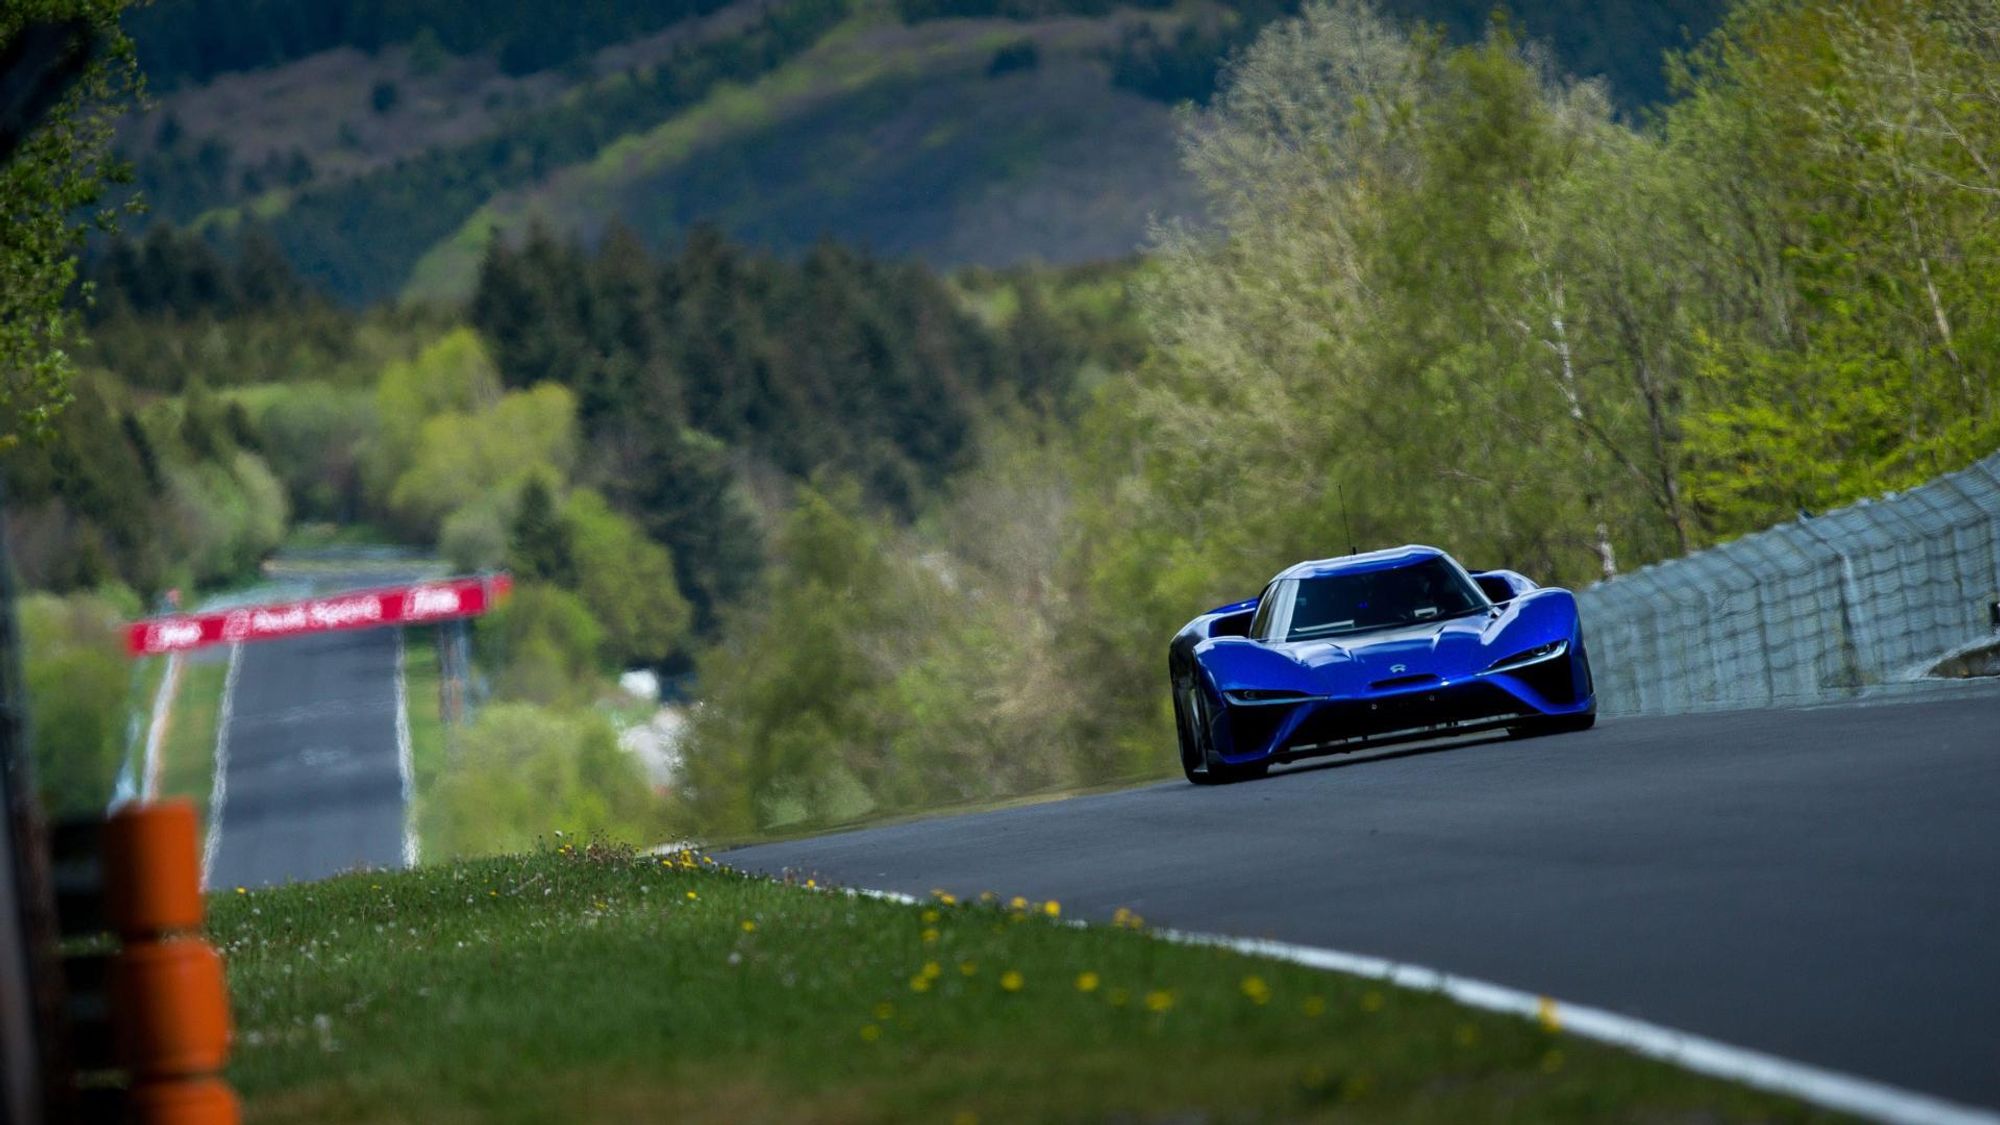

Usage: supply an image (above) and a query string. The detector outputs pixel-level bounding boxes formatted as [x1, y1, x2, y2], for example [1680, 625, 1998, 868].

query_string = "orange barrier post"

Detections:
[102, 800, 238, 1125]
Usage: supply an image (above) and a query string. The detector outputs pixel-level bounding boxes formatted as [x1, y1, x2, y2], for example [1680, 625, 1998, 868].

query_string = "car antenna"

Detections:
[1340, 484, 1358, 556]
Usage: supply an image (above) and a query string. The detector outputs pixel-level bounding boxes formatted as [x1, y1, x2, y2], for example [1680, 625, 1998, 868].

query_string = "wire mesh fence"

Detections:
[1577, 450, 2000, 715]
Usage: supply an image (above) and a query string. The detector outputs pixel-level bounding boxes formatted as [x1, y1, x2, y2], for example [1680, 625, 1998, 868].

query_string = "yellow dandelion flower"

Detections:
[1144, 990, 1175, 1013]
[999, 970, 1025, 993]
[910, 975, 932, 993]
[741, 920, 757, 933]
[922, 908, 941, 924]
[1361, 990, 1384, 1012]
[979, 890, 998, 903]
[1042, 900, 1061, 918]
[1536, 997, 1562, 1034]
[921, 927, 940, 944]
[872, 1001, 895, 1021]
[938, 892, 957, 906]
[805, 879, 816, 889]
[1008, 895, 1028, 911]
[235, 887, 247, 895]
[1111, 907, 1132, 927]
[958, 960, 979, 977]
[1240, 975, 1271, 1005]
[1075, 971, 1100, 993]
[860, 1024, 882, 1043]
[686, 891, 698, 900]
[922, 961, 943, 980]
[488, 890, 498, 897]
[1301, 995, 1327, 1018]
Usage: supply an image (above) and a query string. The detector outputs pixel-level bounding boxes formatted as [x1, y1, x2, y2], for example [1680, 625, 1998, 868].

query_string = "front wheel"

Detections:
[1176, 677, 1269, 785]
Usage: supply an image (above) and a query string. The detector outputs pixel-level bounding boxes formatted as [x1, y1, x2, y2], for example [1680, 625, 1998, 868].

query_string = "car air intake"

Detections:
[1369, 673, 1441, 691]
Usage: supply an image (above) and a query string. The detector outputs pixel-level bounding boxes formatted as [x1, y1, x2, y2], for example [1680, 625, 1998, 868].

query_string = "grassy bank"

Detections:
[157, 653, 230, 826]
[213, 846, 1837, 1123]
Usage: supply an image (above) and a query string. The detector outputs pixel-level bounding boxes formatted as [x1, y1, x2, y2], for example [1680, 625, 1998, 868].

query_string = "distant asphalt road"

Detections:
[727, 686, 2000, 1109]
[203, 581, 414, 890]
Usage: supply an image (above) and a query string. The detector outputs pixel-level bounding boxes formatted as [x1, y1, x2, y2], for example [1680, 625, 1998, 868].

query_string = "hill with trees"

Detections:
[112, 0, 1729, 303]
[21, 0, 1997, 853]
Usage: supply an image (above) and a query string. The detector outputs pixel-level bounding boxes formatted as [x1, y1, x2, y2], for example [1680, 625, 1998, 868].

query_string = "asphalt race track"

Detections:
[728, 686, 2000, 1109]
[203, 626, 408, 890]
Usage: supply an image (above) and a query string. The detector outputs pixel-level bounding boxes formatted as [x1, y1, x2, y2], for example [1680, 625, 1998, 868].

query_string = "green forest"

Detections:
[9, 0, 1999, 844]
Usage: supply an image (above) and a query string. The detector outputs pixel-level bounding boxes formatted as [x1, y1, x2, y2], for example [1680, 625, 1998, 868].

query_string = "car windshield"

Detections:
[1285, 558, 1486, 641]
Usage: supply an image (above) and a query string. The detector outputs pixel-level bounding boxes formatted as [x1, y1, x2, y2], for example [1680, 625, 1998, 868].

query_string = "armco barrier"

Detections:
[1577, 449, 2000, 715]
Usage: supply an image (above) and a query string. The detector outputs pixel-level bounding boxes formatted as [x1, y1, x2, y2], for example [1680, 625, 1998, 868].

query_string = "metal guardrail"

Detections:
[1578, 450, 2000, 715]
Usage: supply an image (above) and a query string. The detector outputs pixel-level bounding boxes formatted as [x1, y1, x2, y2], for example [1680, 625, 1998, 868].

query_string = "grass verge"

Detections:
[213, 846, 1840, 1124]
[157, 653, 229, 827]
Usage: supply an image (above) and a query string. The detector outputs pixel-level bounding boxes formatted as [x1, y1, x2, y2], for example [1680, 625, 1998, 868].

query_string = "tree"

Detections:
[0, 1, 142, 446]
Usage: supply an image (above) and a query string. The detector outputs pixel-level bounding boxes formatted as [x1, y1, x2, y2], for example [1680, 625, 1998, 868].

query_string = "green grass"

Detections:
[212, 846, 1841, 1124]
[157, 654, 229, 827]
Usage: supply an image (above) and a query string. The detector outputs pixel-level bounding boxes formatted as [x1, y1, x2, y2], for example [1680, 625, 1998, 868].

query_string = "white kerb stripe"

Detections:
[1168, 932, 1997, 1125]
[394, 629, 419, 868]
[199, 643, 242, 889]
[837, 885, 1994, 1125]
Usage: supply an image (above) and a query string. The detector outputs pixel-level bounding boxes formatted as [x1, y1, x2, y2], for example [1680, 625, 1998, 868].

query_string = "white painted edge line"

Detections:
[140, 651, 182, 800]
[833, 885, 1993, 1125]
[199, 643, 243, 890]
[393, 629, 419, 869]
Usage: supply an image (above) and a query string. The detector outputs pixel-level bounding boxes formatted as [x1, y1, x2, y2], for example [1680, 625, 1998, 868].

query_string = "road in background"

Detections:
[727, 686, 2000, 1109]
[203, 626, 408, 889]
[200, 561, 436, 890]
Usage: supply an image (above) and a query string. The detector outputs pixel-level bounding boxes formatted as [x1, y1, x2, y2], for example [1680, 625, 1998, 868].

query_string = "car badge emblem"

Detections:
[1390, 664, 1407, 674]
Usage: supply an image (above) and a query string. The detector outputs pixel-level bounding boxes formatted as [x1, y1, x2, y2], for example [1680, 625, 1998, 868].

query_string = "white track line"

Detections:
[199, 644, 242, 889]
[835, 885, 1992, 1124]
[139, 652, 182, 800]
[393, 630, 419, 869]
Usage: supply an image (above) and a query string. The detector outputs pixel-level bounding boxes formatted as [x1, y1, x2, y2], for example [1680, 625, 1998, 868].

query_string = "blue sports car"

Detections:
[1168, 545, 1595, 784]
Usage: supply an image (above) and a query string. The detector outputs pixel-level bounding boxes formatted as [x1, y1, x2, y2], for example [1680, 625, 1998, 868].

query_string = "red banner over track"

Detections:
[125, 575, 513, 656]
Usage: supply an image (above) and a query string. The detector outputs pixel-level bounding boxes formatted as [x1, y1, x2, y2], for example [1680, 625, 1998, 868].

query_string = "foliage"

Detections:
[475, 584, 606, 707]
[553, 489, 692, 669]
[173, 0, 850, 303]
[385, 382, 577, 538]
[126, 0, 744, 88]
[162, 449, 289, 584]
[20, 589, 136, 816]
[419, 704, 664, 860]
[1664, 0, 2000, 529]
[678, 469, 1090, 837]
[0, 0, 142, 446]
[685, 0, 2000, 819]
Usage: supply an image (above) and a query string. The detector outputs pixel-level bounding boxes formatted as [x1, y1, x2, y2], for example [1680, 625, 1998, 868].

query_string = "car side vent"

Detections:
[1369, 673, 1441, 691]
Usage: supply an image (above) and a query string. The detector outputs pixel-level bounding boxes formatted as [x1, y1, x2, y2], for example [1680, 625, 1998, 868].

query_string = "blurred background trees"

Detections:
[10, 0, 1998, 838]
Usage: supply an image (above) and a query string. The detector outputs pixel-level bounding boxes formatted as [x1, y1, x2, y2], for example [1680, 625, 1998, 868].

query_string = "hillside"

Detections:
[115, 0, 1727, 303]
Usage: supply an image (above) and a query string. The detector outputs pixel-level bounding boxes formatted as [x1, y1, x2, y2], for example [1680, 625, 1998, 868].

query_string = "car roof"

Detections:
[1274, 544, 1449, 582]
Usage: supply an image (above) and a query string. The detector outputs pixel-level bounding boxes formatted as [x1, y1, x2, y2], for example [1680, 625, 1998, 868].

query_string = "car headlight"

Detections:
[1223, 689, 1313, 706]
[1484, 639, 1568, 673]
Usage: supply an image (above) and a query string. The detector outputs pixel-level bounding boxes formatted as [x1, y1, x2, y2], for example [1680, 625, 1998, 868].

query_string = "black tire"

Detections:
[1177, 675, 1269, 785]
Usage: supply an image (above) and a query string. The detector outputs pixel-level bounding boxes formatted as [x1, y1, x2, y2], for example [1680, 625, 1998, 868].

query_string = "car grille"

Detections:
[1280, 682, 1529, 753]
